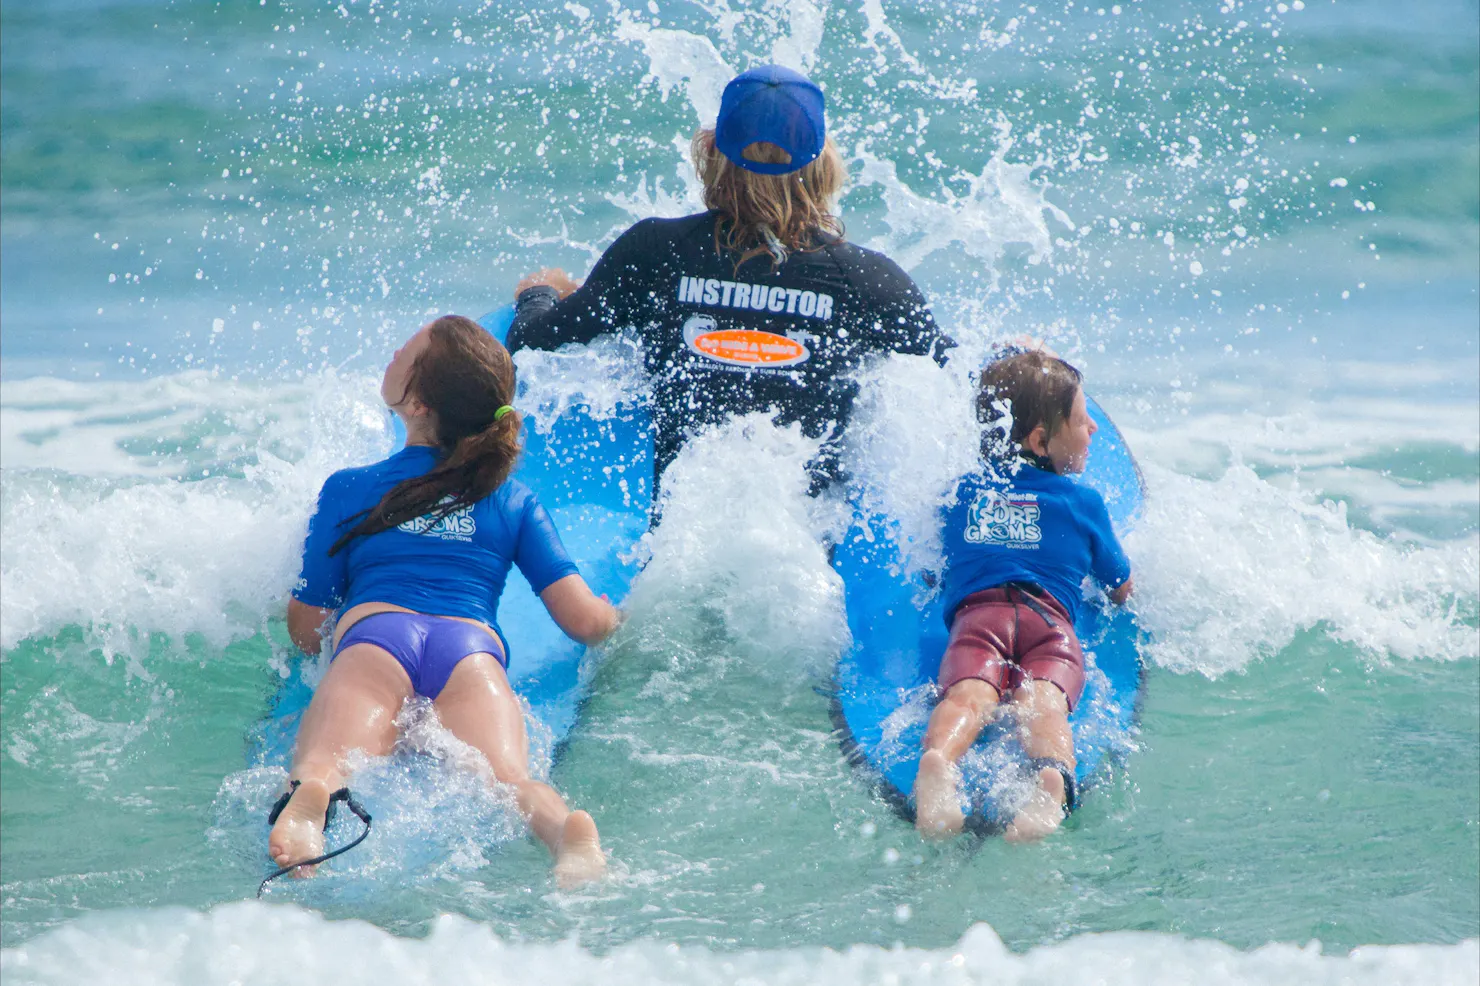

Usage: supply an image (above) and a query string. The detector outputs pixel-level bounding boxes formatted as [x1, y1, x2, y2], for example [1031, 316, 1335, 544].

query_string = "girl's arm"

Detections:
[290, 471, 351, 655]
[1109, 577, 1134, 606]
[287, 598, 337, 655]
[538, 573, 622, 646]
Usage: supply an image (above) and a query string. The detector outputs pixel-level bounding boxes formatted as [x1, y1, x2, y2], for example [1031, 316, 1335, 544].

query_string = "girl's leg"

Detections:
[1003, 678, 1075, 843]
[269, 644, 412, 873]
[433, 652, 606, 887]
[913, 678, 1001, 837]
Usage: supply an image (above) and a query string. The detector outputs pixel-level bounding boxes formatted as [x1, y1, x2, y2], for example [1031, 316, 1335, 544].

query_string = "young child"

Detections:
[913, 350, 1134, 842]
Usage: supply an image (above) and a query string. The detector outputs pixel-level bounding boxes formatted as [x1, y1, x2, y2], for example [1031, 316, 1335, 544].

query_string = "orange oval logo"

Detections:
[690, 329, 811, 368]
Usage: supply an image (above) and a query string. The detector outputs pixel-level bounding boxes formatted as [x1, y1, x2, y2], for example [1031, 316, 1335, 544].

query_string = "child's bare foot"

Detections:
[552, 810, 606, 889]
[267, 777, 331, 876]
[1004, 766, 1066, 843]
[914, 750, 965, 838]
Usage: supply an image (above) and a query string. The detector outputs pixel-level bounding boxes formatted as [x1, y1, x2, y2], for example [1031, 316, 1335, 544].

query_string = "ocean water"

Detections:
[1, 0, 1477, 983]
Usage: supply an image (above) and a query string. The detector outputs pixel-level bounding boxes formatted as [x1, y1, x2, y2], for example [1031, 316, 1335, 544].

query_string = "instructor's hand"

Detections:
[516, 268, 580, 300]
[1005, 335, 1060, 359]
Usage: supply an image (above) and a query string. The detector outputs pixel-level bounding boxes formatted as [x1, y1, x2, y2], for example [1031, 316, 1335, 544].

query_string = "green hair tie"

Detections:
[494, 405, 515, 421]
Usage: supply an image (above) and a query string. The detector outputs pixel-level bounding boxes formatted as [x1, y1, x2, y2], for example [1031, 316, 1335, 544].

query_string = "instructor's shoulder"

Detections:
[627, 211, 717, 243]
[831, 237, 914, 283]
[596, 213, 706, 265]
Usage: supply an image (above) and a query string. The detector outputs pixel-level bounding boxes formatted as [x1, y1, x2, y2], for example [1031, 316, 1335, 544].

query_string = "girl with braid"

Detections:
[273, 315, 618, 887]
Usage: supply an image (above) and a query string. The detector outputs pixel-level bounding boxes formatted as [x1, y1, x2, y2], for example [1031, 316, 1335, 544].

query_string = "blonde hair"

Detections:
[690, 128, 846, 270]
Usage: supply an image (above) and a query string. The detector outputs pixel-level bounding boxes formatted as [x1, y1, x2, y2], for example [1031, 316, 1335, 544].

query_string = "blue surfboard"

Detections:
[830, 395, 1145, 833]
[248, 305, 654, 769]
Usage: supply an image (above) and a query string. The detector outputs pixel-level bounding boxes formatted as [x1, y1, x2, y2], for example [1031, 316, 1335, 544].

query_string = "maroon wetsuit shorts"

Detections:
[937, 585, 1085, 711]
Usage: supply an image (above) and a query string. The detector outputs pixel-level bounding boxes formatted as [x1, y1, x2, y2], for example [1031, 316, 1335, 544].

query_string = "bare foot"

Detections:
[552, 810, 606, 889]
[267, 777, 332, 877]
[1003, 766, 1067, 843]
[913, 750, 965, 838]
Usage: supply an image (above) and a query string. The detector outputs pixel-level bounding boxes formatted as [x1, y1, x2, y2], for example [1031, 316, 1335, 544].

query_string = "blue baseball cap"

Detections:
[714, 65, 826, 176]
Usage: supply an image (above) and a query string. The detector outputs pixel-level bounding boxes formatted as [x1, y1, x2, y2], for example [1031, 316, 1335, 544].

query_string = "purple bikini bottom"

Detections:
[334, 612, 505, 699]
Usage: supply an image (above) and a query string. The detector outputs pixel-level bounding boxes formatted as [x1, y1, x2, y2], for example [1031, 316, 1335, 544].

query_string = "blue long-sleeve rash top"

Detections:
[293, 446, 580, 659]
[939, 463, 1132, 628]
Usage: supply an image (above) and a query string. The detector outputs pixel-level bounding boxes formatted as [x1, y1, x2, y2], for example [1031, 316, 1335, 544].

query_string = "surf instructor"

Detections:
[507, 64, 950, 495]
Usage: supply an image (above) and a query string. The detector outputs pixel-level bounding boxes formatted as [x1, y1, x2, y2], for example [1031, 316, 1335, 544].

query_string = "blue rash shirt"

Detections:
[293, 446, 580, 659]
[938, 463, 1132, 628]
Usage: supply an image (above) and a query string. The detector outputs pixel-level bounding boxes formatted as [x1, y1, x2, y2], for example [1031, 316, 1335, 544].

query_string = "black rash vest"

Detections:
[507, 210, 951, 491]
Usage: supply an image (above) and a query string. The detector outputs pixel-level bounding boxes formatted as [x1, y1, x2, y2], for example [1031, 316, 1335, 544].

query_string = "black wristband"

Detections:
[516, 284, 561, 307]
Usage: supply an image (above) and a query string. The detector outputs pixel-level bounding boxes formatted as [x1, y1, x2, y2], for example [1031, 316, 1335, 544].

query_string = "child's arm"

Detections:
[513, 489, 621, 645]
[286, 599, 337, 656]
[539, 574, 622, 645]
[1083, 488, 1134, 607]
[289, 471, 352, 655]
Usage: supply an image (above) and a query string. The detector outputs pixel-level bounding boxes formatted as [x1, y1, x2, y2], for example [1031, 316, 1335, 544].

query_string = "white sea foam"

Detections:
[627, 413, 849, 677]
[614, 0, 826, 125]
[512, 335, 649, 431]
[0, 373, 321, 479]
[0, 371, 391, 656]
[769, 0, 825, 73]
[844, 353, 982, 576]
[614, 14, 733, 127]
[2, 352, 1474, 678]
[851, 123, 1073, 276]
[604, 154, 707, 223]
[1128, 461, 1479, 673]
[1, 903, 1473, 986]
[1117, 392, 1480, 480]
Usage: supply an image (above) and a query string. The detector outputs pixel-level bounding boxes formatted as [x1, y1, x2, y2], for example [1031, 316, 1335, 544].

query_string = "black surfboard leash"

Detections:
[258, 783, 373, 897]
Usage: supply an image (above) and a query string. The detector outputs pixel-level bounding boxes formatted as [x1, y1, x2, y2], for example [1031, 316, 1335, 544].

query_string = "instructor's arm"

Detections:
[506, 220, 654, 353]
[516, 268, 580, 299]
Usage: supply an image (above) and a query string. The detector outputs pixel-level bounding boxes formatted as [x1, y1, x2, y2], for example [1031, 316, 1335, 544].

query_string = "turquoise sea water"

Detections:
[2, 1, 1477, 983]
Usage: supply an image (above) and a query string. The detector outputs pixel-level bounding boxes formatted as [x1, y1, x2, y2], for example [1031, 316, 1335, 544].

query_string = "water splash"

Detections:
[1130, 461, 1480, 674]
[0, 372, 390, 656]
[627, 413, 848, 678]
[3, 901, 1473, 986]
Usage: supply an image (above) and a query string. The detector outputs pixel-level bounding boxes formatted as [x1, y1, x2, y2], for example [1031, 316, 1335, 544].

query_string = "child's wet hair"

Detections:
[976, 351, 1084, 460]
[330, 315, 522, 554]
